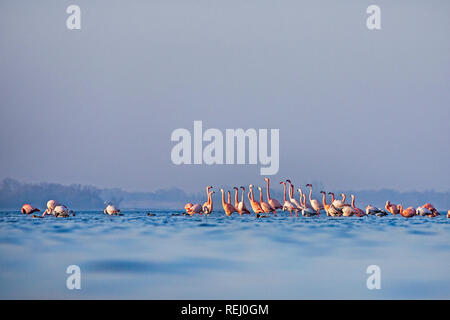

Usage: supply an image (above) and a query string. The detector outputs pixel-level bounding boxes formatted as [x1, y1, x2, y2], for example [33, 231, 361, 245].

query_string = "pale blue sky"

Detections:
[1, 1, 449, 192]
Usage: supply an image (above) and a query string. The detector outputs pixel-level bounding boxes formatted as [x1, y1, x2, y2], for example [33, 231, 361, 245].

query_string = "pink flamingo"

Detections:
[21, 204, 40, 215]
[264, 178, 282, 210]
[305, 184, 323, 215]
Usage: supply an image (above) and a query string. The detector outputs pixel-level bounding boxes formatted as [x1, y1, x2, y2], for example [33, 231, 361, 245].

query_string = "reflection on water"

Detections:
[0, 210, 449, 299]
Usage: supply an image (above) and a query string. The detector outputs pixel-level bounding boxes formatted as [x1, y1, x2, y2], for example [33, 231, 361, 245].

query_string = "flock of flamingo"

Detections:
[184, 178, 450, 219]
[19, 178, 450, 219]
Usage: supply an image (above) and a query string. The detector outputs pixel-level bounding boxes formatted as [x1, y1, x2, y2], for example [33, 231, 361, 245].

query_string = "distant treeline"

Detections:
[0, 178, 449, 211]
[0, 178, 202, 210]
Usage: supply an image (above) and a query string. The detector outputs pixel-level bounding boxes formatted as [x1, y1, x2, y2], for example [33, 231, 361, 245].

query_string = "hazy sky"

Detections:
[1, 1, 449, 193]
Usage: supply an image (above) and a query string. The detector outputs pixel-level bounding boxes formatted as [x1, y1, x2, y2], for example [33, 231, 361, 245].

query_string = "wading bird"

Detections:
[398, 204, 416, 218]
[280, 181, 296, 215]
[221, 189, 236, 216]
[385, 201, 400, 215]
[104, 204, 120, 215]
[248, 185, 263, 214]
[365, 205, 387, 217]
[234, 187, 250, 215]
[21, 204, 40, 215]
[264, 177, 282, 211]
[305, 184, 323, 215]
[350, 194, 366, 217]
[258, 186, 276, 215]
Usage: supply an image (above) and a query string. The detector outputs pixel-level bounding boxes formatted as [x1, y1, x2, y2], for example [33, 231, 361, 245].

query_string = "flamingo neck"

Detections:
[330, 193, 335, 202]
[227, 192, 231, 204]
[235, 189, 239, 206]
[209, 192, 213, 210]
[322, 193, 327, 206]
[290, 185, 294, 200]
[221, 190, 226, 206]
[241, 189, 245, 203]
[259, 190, 263, 203]
[342, 194, 346, 202]
[266, 180, 271, 200]
[309, 186, 313, 202]
[282, 183, 287, 202]
[250, 187, 255, 201]
[351, 196, 355, 208]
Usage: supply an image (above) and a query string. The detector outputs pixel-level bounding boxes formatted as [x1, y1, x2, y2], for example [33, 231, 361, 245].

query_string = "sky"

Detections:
[1, 0, 449, 193]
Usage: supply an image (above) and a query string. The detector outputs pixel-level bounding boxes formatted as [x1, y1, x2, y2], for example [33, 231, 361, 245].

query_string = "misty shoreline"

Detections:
[1, 178, 449, 211]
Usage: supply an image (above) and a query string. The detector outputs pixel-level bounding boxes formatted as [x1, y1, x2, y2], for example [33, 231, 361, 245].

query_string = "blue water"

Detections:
[0, 210, 449, 299]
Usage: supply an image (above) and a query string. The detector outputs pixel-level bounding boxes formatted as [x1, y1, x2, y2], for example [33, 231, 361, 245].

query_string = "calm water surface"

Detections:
[0, 210, 449, 299]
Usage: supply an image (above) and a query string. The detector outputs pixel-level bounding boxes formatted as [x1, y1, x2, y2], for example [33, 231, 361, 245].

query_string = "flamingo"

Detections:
[298, 188, 313, 210]
[258, 186, 276, 214]
[447, 210, 450, 218]
[286, 180, 302, 214]
[104, 204, 121, 215]
[234, 186, 251, 214]
[220, 189, 236, 216]
[416, 206, 432, 217]
[365, 205, 387, 217]
[202, 186, 213, 212]
[54, 205, 71, 218]
[398, 204, 416, 218]
[301, 193, 318, 217]
[332, 193, 349, 209]
[184, 203, 203, 216]
[248, 185, 263, 214]
[385, 201, 400, 215]
[326, 192, 343, 216]
[264, 177, 282, 210]
[21, 204, 40, 215]
[42, 200, 60, 216]
[203, 190, 214, 214]
[320, 191, 331, 216]
[305, 184, 323, 215]
[280, 181, 296, 215]
[423, 203, 439, 216]
[350, 194, 366, 217]
[341, 205, 355, 217]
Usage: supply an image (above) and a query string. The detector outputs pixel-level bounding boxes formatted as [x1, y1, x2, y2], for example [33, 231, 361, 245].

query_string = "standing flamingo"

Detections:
[21, 204, 40, 215]
[286, 180, 302, 213]
[248, 185, 264, 214]
[305, 184, 323, 215]
[202, 186, 213, 212]
[332, 193, 349, 209]
[233, 187, 251, 215]
[327, 192, 342, 216]
[258, 187, 276, 214]
[320, 191, 331, 216]
[280, 181, 295, 215]
[301, 193, 318, 217]
[264, 177, 282, 210]
[220, 189, 236, 216]
[203, 190, 214, 214]
[398, 204, 416, 218]
[350, 194, 366, 217]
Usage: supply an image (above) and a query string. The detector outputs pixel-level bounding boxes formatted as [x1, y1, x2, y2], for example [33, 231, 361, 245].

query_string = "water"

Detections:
[0, 210, 449, 299]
